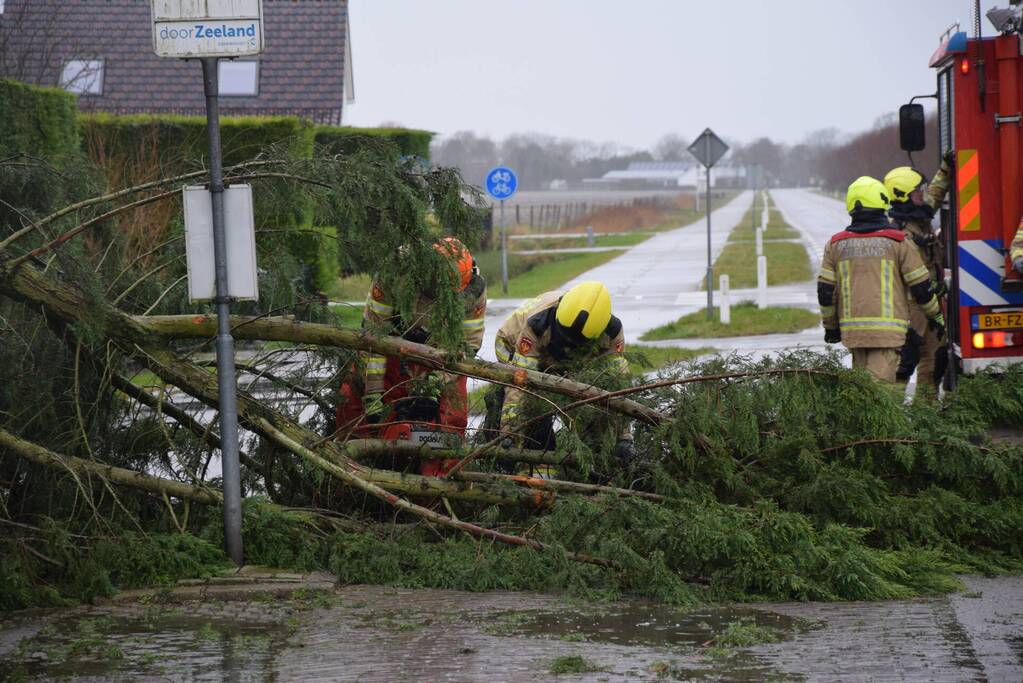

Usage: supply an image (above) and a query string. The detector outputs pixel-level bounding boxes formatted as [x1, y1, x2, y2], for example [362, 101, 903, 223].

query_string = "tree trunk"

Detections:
[0, 427, 221, 504]
[137, 314, 666, 426]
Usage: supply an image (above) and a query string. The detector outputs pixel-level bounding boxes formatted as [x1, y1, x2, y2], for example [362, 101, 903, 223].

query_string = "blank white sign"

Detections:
[183, 184, 259, 303]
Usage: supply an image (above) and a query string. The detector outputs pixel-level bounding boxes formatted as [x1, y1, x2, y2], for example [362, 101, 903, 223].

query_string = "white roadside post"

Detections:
[719, 274, 730, 325]
[152, 0, 266, 567]
[757, 255, 768, 310]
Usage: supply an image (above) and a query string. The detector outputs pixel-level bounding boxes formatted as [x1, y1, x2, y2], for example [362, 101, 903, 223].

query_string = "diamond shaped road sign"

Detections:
[688, 128, 729, 169]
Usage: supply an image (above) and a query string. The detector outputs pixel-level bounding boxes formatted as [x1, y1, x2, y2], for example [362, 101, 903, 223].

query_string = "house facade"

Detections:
[0, 0, 354, 124]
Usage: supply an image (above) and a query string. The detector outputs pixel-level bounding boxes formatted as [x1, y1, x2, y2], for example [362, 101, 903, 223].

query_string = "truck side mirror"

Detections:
[899, 103, 926, 152]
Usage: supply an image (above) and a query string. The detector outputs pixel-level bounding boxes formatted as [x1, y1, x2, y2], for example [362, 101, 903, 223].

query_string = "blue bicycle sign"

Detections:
[485, 166, 518, 200]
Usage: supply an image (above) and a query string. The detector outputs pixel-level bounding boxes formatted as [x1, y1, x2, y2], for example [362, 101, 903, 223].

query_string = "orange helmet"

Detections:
[433, 237, 475, 291]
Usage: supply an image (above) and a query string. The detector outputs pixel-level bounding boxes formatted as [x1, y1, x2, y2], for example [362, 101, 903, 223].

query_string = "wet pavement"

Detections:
[2, 575, 1021, 682]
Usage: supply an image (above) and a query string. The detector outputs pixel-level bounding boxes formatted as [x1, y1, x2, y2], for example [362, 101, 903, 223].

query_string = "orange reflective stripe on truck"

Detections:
[958, 149, 981, 232]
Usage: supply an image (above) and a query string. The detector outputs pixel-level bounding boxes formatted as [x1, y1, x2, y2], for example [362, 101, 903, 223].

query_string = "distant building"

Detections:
[583, 160, 747, 190]
[0, 0, 355, 124]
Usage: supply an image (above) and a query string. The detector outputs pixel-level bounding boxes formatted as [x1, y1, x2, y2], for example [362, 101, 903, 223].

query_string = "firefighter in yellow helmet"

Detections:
[883, 153, 953, 396]
[818, 177, 945, 383]
[483, 281, 633, 475]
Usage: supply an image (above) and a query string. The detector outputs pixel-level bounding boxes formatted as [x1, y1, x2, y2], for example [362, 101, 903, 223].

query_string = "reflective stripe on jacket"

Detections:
[819, 230, 934, 348]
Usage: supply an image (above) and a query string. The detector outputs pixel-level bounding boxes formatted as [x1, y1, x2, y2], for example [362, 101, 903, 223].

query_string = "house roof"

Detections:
[0, 0, 351, 124]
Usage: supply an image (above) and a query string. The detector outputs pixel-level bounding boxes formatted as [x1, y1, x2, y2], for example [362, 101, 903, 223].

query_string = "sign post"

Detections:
[485, 166, 518, 295]
[151, 0, 265, 567]
[688, 129, 729, 320]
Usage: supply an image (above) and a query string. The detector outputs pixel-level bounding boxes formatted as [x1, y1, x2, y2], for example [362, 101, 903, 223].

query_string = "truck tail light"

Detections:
[972, 331, 1023, 349]
[961, 58, 970, 75]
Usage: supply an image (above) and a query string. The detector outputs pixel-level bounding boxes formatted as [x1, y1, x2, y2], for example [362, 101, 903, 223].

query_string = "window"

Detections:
[60, 60, 104, 95]
[219, 60, 259, 96]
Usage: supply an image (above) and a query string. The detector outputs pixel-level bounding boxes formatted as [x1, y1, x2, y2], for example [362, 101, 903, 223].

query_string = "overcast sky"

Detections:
[346, 0, 1008, 150]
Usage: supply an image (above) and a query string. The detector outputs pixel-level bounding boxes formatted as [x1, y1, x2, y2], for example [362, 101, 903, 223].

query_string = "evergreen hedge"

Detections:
[0, 80, 82, 229]
[0, 79, 80, 160]
[315, 126, 433, 160]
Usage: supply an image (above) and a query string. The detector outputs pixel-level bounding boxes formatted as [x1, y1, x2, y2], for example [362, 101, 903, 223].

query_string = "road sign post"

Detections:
[152, 0, 265, 567]
[688, 129, 729, 320]
[485, 166, 518, 295]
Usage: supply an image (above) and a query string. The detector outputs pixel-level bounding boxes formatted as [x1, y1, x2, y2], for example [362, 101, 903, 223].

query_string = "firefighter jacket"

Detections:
[889, 161, 951, 281]
[818, 228, 941, 349]
[362, 274, 487, 395]
[1012, 220, 1023, 264]
[494, 290, 630, 439]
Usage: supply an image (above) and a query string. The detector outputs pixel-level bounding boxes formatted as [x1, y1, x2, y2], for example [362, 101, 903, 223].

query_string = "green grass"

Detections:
[511, 232, 650, 251]
[628, 346, 715, 376]
[728, 193, 799, 242]
[329, 304, 364, 328]
[707, 240, 811, 289]
[549, 655, 602, 675]
[640, 302, 820, 341]
[327, 273, 372, 302]
[477, 249, 626, 298]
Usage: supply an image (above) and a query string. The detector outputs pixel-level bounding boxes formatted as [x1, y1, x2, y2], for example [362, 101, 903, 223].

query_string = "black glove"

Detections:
[1014, 256, 1023, 276]
[614, 439, 636, 465]
[824, 328, 842, 344]
[928, 314, 946, 341]
[942, 149, 955, 168]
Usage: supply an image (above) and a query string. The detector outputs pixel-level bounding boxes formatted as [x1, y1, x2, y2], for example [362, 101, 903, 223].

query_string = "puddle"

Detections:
[3, 608, 291, 681]
[484, 602, 810, 650]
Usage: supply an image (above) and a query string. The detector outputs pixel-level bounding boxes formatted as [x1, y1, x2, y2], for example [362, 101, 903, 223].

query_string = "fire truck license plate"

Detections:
[977, 311, 1023, 330]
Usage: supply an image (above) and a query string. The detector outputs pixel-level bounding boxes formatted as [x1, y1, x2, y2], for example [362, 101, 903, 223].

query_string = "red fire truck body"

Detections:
[929, 29, 1023, 377]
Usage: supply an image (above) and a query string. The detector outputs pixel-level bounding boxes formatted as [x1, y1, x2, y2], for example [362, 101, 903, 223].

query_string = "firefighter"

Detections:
[818, 177, 946, 383]
[883, 153, 953, 396]
[1011, 220, 1023, 276]
[483, 281, 634, 476]
[335, 237, 486, 475]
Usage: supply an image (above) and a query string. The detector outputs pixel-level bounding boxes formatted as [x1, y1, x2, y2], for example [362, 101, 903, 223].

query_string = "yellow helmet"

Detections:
[883, 166, 925, 202]
[845, 176, 890, 213]
[556, 281, 612, 340]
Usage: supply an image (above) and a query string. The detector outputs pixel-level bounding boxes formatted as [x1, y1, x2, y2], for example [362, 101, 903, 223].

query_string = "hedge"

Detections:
[0, 80, 82, 230]
[0, 79, 80, 160]
[315, 126, 433, 160]
[288, 225, 340, 294]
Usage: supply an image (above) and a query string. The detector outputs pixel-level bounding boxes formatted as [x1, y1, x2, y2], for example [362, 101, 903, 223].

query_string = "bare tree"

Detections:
[653, 134, 690, 161]
[0, 1, 104, 89]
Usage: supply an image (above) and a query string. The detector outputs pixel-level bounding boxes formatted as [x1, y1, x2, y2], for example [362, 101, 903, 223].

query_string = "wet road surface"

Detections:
[2, 575, 1020, 682]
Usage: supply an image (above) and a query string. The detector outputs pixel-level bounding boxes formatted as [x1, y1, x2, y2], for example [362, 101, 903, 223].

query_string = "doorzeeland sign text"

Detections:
[152, 0, 264, 58]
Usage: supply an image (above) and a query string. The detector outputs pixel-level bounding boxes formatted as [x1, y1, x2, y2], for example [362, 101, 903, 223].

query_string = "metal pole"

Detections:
[201, 57, 243, 567]
[705, 163, 713, 319]
[500, 200, 508, 294]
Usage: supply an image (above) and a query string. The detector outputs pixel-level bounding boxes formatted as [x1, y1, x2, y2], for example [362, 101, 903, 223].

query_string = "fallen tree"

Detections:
[3, 148, 1023, 612]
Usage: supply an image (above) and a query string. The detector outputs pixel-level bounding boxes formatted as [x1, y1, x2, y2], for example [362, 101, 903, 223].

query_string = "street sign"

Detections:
[689, 127, 730, 320]
[485, 166, 518, 200]
[688, 128, 729, 169]
[151, 0, 264, 58]
[183, 184, 259, 302]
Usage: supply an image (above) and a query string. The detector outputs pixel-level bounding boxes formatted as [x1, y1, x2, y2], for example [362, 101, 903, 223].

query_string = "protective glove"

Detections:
[1014, 256, 1023, 276]
[614, 438, 636, 465]
[824, 328, 842, 344]
[363, 392, 385, 424]
[942, 149, 955, 169]
[928, 314, 946, 341]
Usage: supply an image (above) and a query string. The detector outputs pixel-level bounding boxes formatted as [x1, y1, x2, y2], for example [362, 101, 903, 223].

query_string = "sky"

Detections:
[345, 0, 1008, 150]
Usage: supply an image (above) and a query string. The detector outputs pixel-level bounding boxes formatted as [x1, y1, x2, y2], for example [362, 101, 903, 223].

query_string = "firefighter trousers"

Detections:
[850, 347, 901, 383]
[336, 356, 468, 437]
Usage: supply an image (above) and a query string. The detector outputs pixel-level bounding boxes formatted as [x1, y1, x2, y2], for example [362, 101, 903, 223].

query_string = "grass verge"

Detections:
[640, 302, 819, 341]
[476, 249, 626, 298]
[511, 232, 650, 251]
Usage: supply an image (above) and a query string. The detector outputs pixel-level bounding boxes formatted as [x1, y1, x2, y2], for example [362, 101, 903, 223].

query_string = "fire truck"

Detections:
[901, 1, 1023, 387]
